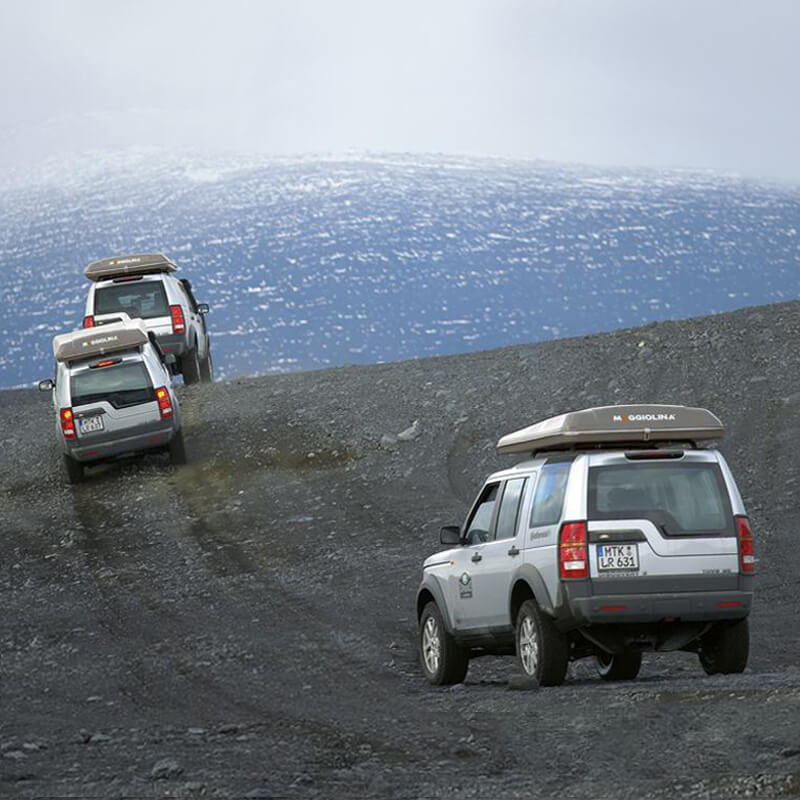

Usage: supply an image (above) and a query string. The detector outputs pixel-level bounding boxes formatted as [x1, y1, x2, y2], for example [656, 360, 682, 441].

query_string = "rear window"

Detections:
[94, 281, 169, 320]
[70, 362, 155, 409]
[588, 462, 734, 536]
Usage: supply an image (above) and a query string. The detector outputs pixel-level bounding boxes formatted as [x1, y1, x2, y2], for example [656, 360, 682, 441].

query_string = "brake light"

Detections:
[155, 386, 173, 418]
[91, 359, 120, 369]
[736, 516, 754, 574]
[82, 315, 95, 328]
[559, 521, 588, 579]
[170, 305, 185, 334]
[60, 408, 76, 439]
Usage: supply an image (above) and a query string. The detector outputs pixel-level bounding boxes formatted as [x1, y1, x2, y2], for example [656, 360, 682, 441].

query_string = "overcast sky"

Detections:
[1, 0, 799, 180]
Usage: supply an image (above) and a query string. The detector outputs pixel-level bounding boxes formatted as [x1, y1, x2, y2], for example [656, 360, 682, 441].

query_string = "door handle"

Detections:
[471, 552, 482, 563]
[508, 546, 520, 557]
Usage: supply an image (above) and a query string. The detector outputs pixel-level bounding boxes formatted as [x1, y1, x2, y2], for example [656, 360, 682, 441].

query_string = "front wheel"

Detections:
[200, 350, 213, 383]
[595, 649, 642, 681]
[181, 348, 201, 385]
[698, 618, 749, 675]
[64, 454, 84, 485]
[515, 599, 568, 686]
[419, 602, 468, 685]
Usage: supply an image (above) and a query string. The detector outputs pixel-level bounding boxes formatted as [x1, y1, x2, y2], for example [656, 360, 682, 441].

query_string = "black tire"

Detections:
[515, 599, 569, 686]
[419, 602, 468, 686]
[698, 618, 749, 675]
[64, 454, 84, 485]
[199, 350, 213, 383]
[595, 649, 643, 681]
[169, 428, 187, 466]
[181, 347, 201, 385]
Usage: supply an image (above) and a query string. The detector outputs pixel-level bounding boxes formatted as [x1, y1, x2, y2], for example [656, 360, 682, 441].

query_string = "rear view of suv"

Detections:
[82, 253, 212, 384]
[417, 405, 755, 686]
[39, 319, 186, 483]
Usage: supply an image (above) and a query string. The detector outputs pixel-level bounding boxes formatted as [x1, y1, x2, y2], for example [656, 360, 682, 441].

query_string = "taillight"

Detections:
[155, 386, 173, 418]
[82, 315, 95, 328]
[736, 516, 755, 574]
[559, 521, 588, 579]
[60, 408, 76, 439]
[170, 305, 185, 334]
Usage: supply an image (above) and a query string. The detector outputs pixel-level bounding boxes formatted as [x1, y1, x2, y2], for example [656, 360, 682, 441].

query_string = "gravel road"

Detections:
[2, 301, 799, 799]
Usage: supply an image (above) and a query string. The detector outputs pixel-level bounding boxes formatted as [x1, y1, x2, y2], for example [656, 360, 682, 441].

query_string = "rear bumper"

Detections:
[152, 331, 188, 357]
[67, 425, 176, 462]
[569, 590, 752, 625]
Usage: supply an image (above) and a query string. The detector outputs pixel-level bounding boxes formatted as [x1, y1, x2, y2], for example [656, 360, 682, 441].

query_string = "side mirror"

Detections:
[165, 353, 177, 366]
[38, 379, 55, 392]
[440, 525, 461, 545]
[197, 303, 210, 314]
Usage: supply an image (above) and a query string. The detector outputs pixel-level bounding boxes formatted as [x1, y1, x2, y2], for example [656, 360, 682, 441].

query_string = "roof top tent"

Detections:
[85, 253, 178, 282]
[53, 319, 150, 364]
[496, 405, 724, 456]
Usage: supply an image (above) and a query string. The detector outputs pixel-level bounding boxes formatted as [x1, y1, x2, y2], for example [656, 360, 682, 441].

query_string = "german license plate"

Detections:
[597, 543, 639, 572]
[77, 415, 104, 435]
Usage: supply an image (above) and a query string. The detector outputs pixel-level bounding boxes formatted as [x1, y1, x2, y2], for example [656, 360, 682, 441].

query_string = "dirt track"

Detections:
[2, 302, 800, 799]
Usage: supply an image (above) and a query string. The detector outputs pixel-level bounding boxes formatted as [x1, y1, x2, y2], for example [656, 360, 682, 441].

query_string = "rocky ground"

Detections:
[1, 301, 799, 799]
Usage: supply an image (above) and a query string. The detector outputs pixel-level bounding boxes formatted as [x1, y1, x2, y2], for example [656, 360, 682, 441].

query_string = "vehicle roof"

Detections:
[484, 447, 721, 483]
[85, 253, 177, 282]
[496, 405, 723, 455]
[53, 319, 150, 363]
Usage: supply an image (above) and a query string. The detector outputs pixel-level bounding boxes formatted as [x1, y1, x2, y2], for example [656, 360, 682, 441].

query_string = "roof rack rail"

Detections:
[497, 405, 723, 456]
[85, 253, 177, 282]
[53, 319, 149, 363]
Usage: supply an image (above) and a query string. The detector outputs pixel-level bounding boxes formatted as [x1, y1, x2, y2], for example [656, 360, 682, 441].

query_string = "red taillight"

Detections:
[155, 386, 173, 418]
[559, 521, 588, 579]
[60, 407, 76, 439]
[82, 315, 95, 328]
[736, 516, 755, 574]
[170, 305, 185, 334]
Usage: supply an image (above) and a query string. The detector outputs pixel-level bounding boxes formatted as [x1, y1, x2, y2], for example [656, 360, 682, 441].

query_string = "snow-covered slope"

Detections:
[0, 150, 798, 388]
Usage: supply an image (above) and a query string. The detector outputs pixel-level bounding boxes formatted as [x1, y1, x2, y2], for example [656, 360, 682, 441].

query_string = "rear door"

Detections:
[469, 476, 529, 628]
[69, 358, 163, 442]
[586, 454, 739, 590]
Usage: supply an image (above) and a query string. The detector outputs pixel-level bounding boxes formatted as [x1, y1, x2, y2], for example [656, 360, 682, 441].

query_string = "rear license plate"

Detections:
[77, 415, 104, 435]
[597, 543, 639, 572]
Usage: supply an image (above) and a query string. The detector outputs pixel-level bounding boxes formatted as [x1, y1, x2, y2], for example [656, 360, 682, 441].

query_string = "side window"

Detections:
[494, 478, 528, 540]
[464, 484, 499, 545]
[180, 278, 199, 312]
[530, 463, 571, 527]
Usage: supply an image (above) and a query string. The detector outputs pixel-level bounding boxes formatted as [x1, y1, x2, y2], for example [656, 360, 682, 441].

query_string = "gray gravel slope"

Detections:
[1, 301, 799, 799]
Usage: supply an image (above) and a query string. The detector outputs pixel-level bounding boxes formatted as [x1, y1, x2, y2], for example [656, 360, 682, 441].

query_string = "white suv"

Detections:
[39, 319, 185, 484]
[417, 405, 755, 686]
[83, 253, 212, 384]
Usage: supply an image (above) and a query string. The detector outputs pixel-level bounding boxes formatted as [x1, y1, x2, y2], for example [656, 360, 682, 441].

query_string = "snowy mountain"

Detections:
[0, 150, 798, 388]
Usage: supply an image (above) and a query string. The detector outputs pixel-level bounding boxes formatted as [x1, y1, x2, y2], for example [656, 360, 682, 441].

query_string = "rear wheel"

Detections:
[595, 649, 642, 681]
[169, 429, 187, 466]
[64, 454, 83, 485]
[181, 347, 201, 384]
[515, 599, 568, 686]
[698, 618, 749, 675]
[199, 350, 213, 383]
[419, 602, 468, 685]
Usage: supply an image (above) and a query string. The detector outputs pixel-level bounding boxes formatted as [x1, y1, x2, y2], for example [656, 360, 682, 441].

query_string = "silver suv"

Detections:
[82, 253, 212, 384]
[417, 405, 755, 686]
[38, 319, 185, 484]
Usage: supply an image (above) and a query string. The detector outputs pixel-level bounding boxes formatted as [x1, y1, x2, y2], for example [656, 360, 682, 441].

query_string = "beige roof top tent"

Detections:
[496, 405, 724, 455]
[53, 319, 150, 364]
[85, 253, 177, 282]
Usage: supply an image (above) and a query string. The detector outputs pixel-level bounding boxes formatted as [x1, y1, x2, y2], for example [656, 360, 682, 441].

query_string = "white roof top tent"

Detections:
[53, 319, 150, 364]
[496, 405, 724, 455]
[85, 253, 177, 282]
